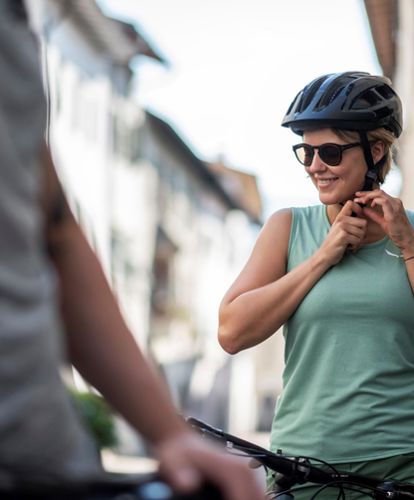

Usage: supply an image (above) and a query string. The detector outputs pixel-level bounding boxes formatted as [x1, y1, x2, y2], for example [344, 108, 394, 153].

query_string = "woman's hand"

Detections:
[354, 189, 414, 257]
[318, 201, 367, 266]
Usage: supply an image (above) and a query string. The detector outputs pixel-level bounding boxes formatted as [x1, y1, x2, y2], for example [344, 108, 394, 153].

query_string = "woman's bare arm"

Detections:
[218, 202, 364, 354]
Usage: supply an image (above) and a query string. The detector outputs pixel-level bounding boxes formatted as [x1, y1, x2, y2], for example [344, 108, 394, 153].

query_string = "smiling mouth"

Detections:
[316, 177, 339, 187]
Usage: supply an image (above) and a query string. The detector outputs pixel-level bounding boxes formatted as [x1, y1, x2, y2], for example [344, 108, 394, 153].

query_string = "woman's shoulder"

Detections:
[267, 207, 292, 222]
[263, 205, 324, 240]
[263, 208, 292, 239]
[267, 204, 322, 218]
[266, 205, 323, 227]
[288, 204, 325, 225]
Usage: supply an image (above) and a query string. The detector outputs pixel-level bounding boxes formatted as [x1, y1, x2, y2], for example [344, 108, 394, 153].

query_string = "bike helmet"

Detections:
[281, 71, 403, 190]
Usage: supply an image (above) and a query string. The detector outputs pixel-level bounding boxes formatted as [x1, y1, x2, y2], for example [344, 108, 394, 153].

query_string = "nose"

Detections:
[307, 150, 327, 173]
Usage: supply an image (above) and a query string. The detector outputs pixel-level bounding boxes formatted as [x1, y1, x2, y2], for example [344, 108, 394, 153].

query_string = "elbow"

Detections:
[218, 301, 246, 354]
[218, 324, 242, 355]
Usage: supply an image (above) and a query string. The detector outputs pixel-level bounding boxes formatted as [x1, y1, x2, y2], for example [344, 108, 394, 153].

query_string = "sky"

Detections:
[98, 0, 399, 218]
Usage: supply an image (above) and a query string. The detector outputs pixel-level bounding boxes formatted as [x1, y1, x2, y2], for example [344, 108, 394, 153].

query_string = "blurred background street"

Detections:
[25, 0, 414, 470]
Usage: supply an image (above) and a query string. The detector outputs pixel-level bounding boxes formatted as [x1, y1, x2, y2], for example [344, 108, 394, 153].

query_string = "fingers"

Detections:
[354, 189, 401, 219]
[353, 190, 414, 251]
[323, 201, 367, 261]
[342, 227, 366, 252]
[354, 190, 392, 228]
[157, 433, 265, 500]
[354, 189, 384, 204]
[355, 189, 403, 226]
[340, 200, 363, 217]
[337, 201, 367, 235]
[157, 438, 203, 493]
[360, 206, 383, 226]
[195, 452, 264, 500]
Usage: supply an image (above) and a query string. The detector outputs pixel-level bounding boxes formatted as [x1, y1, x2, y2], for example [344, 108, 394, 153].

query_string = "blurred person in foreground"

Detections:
[0, 2, 264, 499]
[218, 71, 414, 499]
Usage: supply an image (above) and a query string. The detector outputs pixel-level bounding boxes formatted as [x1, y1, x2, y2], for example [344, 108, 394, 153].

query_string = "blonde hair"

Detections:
[333, 128, 397, 184]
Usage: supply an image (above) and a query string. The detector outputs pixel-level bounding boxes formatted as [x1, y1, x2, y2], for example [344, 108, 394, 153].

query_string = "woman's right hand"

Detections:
[318, 201, 367, 266]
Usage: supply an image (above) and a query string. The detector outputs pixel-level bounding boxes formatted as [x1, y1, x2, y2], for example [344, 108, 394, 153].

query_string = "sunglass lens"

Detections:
[296, 145, 313, 166]
[319, 144, 341, 166]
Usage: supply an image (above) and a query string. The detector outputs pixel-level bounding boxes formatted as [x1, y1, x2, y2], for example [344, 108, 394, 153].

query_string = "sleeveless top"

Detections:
[0, 5, 101, 482]
[270, 205, 414, 462]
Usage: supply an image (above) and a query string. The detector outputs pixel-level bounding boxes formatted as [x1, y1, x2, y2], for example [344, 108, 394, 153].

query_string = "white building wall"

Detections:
[137, 116, 270, 433]
[394, 0, 414, 208]
[111, 157, 159, 349]
[42, 28, 115, 273]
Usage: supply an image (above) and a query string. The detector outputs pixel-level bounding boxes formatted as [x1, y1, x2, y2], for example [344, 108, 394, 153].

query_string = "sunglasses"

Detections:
[292, 142, 361, 167]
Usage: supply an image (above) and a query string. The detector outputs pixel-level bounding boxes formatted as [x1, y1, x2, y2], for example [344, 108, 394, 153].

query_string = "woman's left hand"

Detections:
[354, 189, 414, 256]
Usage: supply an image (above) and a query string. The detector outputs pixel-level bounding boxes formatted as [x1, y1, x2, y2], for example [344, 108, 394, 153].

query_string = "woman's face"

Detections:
[302, 128, 366, 205]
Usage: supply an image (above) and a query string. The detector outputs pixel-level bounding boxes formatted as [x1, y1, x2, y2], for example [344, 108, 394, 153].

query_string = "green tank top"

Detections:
[270, 205, 414, 462]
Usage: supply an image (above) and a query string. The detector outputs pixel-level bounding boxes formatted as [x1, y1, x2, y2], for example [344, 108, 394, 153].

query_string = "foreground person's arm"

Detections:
[41, 144, 264, 500]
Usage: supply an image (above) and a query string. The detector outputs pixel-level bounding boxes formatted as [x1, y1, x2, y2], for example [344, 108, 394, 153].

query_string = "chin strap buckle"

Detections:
[365, 171, 377, 181]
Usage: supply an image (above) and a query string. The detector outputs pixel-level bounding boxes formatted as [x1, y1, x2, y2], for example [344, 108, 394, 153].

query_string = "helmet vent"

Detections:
[316, 82, 344, 109]
[294, 93, 304, 113]
[375, 107, 391, 118]
[351, 89, 381, 110]
[302, 75, 329, 111]
[376, 84, 395, 100]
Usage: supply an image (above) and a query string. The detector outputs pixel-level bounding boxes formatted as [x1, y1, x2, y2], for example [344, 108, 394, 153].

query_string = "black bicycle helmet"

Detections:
[282, 71, 402, 137]
[281, 71, 403, 190]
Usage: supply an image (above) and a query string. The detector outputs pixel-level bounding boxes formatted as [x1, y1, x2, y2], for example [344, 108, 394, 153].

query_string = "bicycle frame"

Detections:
[187, 417, 414, 499]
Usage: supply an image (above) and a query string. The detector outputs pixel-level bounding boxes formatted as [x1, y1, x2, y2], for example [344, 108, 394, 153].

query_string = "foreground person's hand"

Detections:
[156, 430, 265, 500]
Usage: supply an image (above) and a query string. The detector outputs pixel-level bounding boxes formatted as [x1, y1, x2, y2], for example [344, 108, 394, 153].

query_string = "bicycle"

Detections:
[187, 416, 414, 499]
[0, 471, 223, 499]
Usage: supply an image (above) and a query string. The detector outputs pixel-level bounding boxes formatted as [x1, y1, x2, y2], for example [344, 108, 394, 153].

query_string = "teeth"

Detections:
[318, 178, 337, 184]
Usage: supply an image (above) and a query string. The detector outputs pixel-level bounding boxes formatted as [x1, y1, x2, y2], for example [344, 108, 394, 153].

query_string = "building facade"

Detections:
[28, 0, 272, 452]
[364, 0, 414, 208]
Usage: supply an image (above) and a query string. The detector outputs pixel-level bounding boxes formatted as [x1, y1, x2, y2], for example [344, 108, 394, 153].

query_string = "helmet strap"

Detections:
[358, 131, 387, 192]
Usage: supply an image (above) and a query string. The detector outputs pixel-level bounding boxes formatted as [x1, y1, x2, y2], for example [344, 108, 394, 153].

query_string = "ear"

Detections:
[371, 140, 386, 163]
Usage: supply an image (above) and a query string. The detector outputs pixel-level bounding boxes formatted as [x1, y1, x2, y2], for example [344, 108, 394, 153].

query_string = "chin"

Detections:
[318, 193, 340, 205]
[318, 189, 355, 206]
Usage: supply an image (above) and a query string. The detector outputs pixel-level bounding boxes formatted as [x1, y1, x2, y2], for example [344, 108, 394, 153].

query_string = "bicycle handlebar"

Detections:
[187, 417, 333, 486]
[187, 416, 414, 499]
[0, 472, 223, 499]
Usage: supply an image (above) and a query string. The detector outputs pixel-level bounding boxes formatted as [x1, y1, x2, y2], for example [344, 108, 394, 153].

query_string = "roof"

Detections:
[145, 112, 262, 225]
[41, 0, 166, 66]
[363, 0, 398, 79]
[207, 160, 262, 224]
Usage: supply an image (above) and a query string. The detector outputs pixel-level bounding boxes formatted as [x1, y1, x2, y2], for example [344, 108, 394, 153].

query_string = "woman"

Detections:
[218, 71, 414, 498]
